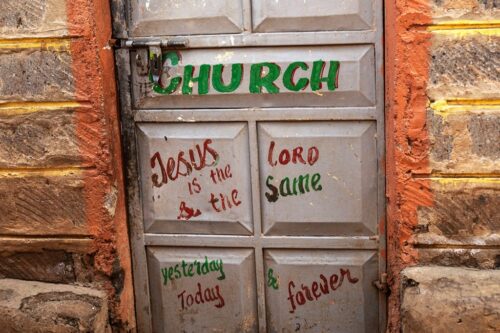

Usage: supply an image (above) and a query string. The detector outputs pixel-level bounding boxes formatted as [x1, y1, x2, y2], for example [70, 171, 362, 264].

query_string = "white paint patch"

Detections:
[215, 51, 235, 62]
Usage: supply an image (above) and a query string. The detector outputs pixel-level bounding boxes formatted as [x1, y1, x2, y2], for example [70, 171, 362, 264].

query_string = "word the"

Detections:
[150, 139, 219, 188]
[268, 141, 319, 167]
[209, 189, 241, 212]
[151, 51, 340, 95]
[177, 283, 225, 310]
[161, 257, 225, 286]
[210, 164, 232, 184]
[265, 173, 322, 203]
[287, 268, 359, 313]
[267, 268, 279, 290]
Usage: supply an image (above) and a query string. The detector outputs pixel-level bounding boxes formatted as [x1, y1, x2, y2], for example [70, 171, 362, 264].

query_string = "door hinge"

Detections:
[112, 38, 189, 83]
[373, 273, 389, 294]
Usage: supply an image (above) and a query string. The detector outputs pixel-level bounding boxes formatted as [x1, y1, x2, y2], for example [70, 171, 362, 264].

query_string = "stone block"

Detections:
[428, 109, 500, 174]
[402, 266, 500, 333]
[0, 0, 68, 38]
[432, 0, 500, 22]
[0, 174, 88, 236]
[0, 110, 88, 168]
[0, 279, 110, 333]
[429, 33, 500, 100]
[0, 49, 74, 102]
[0, 251, 76, 284]
[418, 248, 500, 269]
[415, 179, 500, 245]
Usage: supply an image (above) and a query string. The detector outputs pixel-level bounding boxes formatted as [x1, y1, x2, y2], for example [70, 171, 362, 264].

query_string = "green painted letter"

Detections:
[212, 64, 243, 93]
[249, 62, 281, 94]
[182, 64, 211, 95]
[283, 62, 309, 91]
[151, 51, 181, 95]
[311, 60, 340, 91]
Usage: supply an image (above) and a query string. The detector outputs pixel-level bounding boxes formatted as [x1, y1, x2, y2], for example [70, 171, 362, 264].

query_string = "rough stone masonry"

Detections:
[0, 0, 135, 332]
[386, 0, 500, 331]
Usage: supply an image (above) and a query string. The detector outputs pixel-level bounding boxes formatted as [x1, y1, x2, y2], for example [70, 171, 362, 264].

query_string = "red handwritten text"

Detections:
[287, 268, 359, 313]
[177, 282, 225, 310]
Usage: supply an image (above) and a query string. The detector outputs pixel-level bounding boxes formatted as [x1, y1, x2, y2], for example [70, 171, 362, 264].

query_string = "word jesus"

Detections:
[161, 257, 225, 286]
[151, 51, 340, 95]
[287, 268, 359, 313]
[177, 283, 225, 310]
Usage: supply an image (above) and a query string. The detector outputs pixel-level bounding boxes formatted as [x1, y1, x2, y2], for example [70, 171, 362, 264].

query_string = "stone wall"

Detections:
[386, 0, 499, 331]
[0, 0, 135, 331]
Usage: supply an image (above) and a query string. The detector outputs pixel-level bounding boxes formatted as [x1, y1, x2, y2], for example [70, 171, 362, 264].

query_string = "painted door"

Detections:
[114, 0, 385, 332]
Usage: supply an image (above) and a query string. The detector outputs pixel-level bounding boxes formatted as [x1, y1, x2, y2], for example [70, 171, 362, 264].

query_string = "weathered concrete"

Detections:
[0, 0, 68, 38]
[0, 175, 88, 235]
[416, 180, 500, 245]
[428, 110, 500, 174]
[0, 279, 110, 333]
[401, 266, 500, 332]
[0, 49, 74, 102]
[429, 33, 500, 100]
[432, 0, 500, 21]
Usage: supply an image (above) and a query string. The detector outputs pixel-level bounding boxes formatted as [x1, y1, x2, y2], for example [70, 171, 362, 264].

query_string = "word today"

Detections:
[161, 257, 225, 286]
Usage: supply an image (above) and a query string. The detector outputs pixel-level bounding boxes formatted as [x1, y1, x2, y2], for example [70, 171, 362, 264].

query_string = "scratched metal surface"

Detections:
[113, 0, 386, 331]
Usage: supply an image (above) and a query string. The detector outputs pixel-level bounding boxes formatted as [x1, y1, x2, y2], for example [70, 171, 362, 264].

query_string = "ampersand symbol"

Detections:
[267, 268, 279, 290]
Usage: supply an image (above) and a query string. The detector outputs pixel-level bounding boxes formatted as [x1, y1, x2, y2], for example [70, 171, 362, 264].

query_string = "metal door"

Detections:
[113, 0, 385, 331]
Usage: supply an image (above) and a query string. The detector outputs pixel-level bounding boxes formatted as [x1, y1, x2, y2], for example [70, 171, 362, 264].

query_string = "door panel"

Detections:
[264, 250, 378, 332]
[137, 122, 253, 235]
[132, 45, 375, 109]
[148, 247, 258, 332]
[252, 0, 373, 32]
[129, 0, 245, 36]
[258, 121, 378, 236]
[116, 0, 385, 331]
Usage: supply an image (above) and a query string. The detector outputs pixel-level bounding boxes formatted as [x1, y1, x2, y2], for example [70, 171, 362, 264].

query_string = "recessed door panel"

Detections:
[258, 121, 378, 236]
[130, 0, 245, 36]
[252, 0, 373, 32]
[133, 46, 375, 109]
[264, 249, 378, 332]
[148, 247, 258, 332]
[137, 123, 253, 235]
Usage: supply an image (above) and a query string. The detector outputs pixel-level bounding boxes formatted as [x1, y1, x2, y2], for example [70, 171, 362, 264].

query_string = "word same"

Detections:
[151, 51, 340, 95]
[264, 142, 323, 203]
[177, 283, 225, 310]
[161, 257, 225, 286]
[287, 268, 359, 313]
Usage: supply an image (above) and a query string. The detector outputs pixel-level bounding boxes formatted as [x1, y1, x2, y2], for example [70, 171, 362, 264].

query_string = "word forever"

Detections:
[161, 257, 225, 286]
[287, 268, 359, 313]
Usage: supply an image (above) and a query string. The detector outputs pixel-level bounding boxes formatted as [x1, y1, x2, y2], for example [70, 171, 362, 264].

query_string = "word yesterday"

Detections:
[161, 257, 225, 286]
[150, 51, 340, 95]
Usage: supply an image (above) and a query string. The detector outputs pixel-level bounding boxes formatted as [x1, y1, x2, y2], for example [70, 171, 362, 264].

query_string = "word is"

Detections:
[287, 268, 359, 313]
[267, 268, 279, 290]
[265, 173, 322, 203]
[150, 139, 219, 188]
[151, 51, 340, 95]
[177, 283, 225, 310]
[161, 257, 225, 286]
[268, 141, 319, 167]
